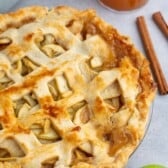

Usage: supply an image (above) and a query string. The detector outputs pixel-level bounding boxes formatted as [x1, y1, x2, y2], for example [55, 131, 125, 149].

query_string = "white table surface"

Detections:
[2, 0, 168, 167]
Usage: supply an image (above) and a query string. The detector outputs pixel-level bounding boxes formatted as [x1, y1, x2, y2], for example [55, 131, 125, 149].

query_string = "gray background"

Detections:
[1, 0, 168, 167]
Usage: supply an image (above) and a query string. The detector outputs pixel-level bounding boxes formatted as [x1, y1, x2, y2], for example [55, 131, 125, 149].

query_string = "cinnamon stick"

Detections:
[136, 16, 168, 95]
[152, 11, 168, 38]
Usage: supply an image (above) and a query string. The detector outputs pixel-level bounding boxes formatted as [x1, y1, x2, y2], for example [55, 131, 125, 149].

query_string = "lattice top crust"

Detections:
[0, 6, 156, 168]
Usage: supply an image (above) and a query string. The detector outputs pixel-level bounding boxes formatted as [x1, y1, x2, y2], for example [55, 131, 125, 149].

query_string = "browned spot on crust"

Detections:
[71, 126, 81, 132]
[9, 9, 25, 18]
[139, 59, 156, 91]
[6, 123, 30, 134]
[21, 17, 35, 25]
[94, 96, 105, 114]
[0, 112, 12, 126]
[65, 132, 81, 144]
[24, 32, 34, 42]
[6, 44, 23, 57]
[43, 104, 64, 118]
[39, 96, 53, 106]
[0, 96, 15, 127]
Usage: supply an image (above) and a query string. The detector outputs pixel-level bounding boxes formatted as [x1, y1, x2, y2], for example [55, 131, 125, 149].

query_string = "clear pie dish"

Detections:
[130, 102, 154, 154]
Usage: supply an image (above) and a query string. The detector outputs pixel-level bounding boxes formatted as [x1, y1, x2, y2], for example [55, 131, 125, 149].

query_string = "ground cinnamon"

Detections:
[136, 16, 168, 95]
[152, 11, 168, 38]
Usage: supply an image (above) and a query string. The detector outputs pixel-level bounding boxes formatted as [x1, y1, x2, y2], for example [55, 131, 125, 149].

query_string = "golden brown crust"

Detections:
[0, 6, 48, 33]
[0, 6, 156, 168]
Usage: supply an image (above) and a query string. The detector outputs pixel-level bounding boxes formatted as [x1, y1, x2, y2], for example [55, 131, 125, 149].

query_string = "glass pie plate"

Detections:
[127, 101, 155, 167]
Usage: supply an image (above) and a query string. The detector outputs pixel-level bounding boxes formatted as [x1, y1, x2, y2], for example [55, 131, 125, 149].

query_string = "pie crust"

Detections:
[0, 6, 156, 168]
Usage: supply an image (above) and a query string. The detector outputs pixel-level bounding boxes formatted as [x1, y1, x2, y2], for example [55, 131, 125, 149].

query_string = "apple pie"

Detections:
[0, 6, 156, 168]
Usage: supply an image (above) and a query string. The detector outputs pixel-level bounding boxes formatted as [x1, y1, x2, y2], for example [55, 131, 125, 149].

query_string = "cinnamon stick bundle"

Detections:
[152, 11, 168, 38]
[136, 16, 168, 95]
